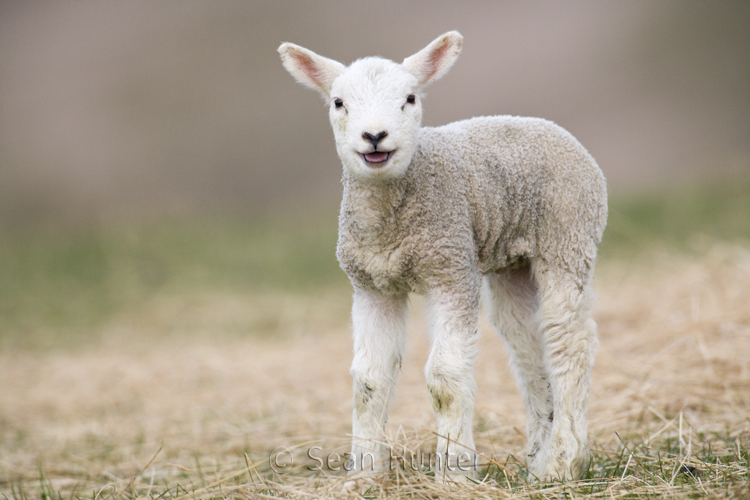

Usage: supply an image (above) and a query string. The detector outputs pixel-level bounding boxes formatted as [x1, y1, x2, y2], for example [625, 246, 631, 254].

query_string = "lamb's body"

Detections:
[338, 115, 607, 295]
[279, 32, 607, 483]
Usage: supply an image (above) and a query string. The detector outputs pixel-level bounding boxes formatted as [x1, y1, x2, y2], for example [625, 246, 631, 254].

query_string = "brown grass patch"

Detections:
[1, 244, 748, 498]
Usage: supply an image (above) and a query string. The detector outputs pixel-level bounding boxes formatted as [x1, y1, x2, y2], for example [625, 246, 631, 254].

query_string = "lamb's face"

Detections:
[279, 31, 462, 182]
[329, 59, 422, 181]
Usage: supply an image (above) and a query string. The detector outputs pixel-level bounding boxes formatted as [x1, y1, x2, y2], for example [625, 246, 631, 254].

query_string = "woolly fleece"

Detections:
[337, 115, 607, 296]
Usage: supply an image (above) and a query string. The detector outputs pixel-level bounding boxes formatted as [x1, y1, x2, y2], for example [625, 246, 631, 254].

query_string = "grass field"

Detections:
[1, 177, 749, 498]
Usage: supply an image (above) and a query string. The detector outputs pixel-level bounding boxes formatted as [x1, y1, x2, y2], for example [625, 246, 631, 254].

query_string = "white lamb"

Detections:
[278, 31, 607, 482]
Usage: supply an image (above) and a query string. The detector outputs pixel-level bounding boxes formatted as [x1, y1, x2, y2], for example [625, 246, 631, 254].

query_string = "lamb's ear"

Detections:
[278, 42, 344, 98]
[402, 31, 463, 88]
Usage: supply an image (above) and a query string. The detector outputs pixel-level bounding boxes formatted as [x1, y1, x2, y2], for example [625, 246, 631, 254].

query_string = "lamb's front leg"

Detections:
[425, 283, 481, 480]
[349, 289, 408, 474]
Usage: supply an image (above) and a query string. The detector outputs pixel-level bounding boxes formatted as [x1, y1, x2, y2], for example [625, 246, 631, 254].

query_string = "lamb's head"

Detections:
[279, 31, 462, 181]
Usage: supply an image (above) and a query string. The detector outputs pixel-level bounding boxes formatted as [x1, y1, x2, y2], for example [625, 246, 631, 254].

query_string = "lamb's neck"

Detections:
[341, 172, 409, 244]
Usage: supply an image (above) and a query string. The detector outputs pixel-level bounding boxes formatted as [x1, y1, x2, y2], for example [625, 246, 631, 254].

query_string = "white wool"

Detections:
[279, 31, 607, 482]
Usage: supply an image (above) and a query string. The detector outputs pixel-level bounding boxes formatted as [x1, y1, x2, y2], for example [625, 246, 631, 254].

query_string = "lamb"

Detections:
[278, 31, 607, 482]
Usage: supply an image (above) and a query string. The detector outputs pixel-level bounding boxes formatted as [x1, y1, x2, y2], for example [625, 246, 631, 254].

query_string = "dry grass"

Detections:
[1, 241, 749, 499]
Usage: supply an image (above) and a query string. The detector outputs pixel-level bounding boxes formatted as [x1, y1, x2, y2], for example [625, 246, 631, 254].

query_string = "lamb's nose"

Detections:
[363, 131, 388, 149]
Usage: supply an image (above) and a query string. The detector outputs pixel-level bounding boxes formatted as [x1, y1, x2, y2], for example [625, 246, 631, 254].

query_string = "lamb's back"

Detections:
[417, 115, 607, 275]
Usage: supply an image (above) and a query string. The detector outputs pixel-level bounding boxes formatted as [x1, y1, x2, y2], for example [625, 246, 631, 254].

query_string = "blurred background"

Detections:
[0, 1, 749, 347]
[2, 0, 748, 225]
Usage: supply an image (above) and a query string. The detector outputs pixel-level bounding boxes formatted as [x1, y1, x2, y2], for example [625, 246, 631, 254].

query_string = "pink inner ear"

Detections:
[292, 53, 322, 86]
[424, 41, 451, 80]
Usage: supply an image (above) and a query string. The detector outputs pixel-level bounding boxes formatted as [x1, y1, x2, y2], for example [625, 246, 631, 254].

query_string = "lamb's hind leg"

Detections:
[483, 266, 552, 479]
[349, 289, 408, 474]
[533, 262, 599, 481]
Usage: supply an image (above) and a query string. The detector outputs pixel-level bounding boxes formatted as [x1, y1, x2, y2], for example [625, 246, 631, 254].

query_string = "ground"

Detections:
[1, 182, 749, 498]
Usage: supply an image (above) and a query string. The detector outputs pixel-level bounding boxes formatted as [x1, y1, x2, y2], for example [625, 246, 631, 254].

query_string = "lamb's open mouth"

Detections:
[362, 150, 393, 166]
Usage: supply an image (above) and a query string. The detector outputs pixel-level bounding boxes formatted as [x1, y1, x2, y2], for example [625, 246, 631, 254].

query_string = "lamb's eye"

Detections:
[334, 98, 344, 109]
[406, 94, 416, 104]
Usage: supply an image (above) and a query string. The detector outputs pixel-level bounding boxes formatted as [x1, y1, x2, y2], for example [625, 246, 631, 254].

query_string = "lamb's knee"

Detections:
[350, 363, 397, 415]
[425, 367, 476, 418]
[428, 382, 456, 415]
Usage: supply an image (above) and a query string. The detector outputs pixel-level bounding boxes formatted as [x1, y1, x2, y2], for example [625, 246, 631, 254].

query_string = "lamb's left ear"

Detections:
[278, 42, 345, 98]
[402, 31, 463, 88]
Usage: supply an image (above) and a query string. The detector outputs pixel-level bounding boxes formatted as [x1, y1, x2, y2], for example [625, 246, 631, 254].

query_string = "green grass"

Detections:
[599, 176, 750, 259]
[0, 211, 347, 347]
[1, 175, 749, 348]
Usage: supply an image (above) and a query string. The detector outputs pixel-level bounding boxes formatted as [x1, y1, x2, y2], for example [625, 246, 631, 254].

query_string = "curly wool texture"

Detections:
[337, 115, 608, 297]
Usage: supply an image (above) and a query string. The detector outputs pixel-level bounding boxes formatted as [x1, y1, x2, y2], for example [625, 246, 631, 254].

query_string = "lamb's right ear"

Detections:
[278, 42, 345, 98]
[402, 31, 463, 88]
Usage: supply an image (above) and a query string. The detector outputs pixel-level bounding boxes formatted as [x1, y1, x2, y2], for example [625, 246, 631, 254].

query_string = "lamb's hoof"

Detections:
[542, 453, 589, 482]
[525, 453, 548, 483]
